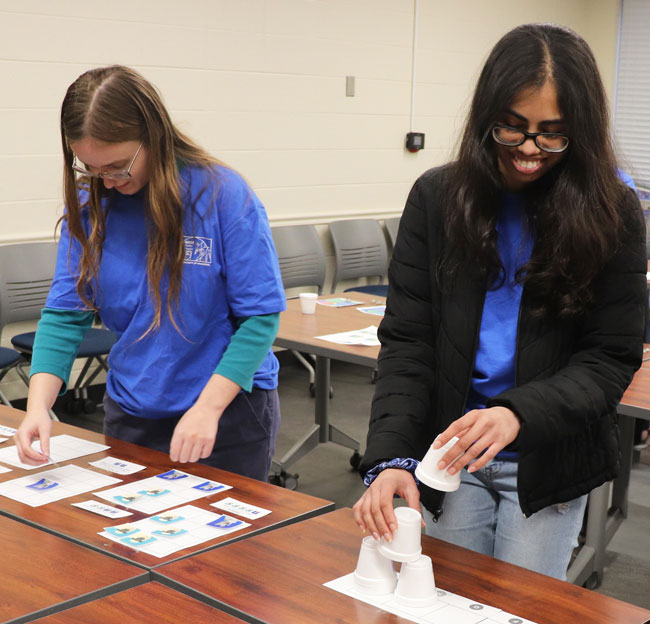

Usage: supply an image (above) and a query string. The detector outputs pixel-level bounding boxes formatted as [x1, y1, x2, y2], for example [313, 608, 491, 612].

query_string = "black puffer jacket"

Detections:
[360, 165, 646, 517]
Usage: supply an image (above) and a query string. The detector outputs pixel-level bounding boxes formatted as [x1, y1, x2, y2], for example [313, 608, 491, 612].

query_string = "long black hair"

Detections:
[443, 23, 627, 317]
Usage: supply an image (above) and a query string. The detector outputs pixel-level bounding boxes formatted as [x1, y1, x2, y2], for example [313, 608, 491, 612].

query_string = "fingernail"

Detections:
[437, 461, 446, 470]
[432, 440, 441, 449]
[389, 523, 397, 532]
[383, 533, 392, 543]
[360, 526, 366, 533]
[372, 532, 380, 540]
[447, 466, 456, 475]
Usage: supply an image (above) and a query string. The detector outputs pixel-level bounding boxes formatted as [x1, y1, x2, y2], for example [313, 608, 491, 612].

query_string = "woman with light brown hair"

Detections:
[14, 65, 285, 480]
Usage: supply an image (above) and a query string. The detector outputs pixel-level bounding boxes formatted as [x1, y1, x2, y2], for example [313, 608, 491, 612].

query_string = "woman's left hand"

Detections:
[432, 406, 521, 474]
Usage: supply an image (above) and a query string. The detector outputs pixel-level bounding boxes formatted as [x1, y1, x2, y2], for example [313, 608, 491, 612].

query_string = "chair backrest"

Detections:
[328, 219, 388, 292]
[271, 225, 326, 294]
[645, 215, 650, 260]
[384, 217, 401, 248]
[0, 242, 58, 331]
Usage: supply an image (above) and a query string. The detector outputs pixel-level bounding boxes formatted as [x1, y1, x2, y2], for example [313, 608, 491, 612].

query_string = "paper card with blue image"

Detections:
[157, 469, 189, 480]
[105, 523, 140, 537]
[152, 527, 188, 537]
[114, 493, 142, 505]
[121, 532, 156, 546]
[95, 471, 233, 514]
[99, 504, 250, 558]
[138, 488, 171, 497]
[193, 480, 225, 492]
[27, 477, 59, 490]
[151, 512, 185, 524]
[208, 514, 244, 529]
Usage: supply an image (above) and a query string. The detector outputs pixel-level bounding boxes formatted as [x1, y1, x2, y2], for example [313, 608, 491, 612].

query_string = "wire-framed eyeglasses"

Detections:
[492, 125, 569, 153]
[72, 142, 144, 180]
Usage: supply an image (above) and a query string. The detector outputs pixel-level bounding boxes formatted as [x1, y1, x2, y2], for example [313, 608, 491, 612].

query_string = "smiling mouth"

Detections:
[513, 157, 543, 174]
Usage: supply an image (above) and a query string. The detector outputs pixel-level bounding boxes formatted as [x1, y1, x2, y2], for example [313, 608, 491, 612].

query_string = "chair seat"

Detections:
[0, 347, 21, 369]
[344, 284, 388, 297]
[11, 328, 117, 358]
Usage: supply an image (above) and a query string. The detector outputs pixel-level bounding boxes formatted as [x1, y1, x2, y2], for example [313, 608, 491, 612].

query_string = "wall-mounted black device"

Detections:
[406, 132, 425, 152]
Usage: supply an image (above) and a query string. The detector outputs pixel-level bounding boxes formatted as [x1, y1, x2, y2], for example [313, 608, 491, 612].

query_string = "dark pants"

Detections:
[103, 388, 281, 482]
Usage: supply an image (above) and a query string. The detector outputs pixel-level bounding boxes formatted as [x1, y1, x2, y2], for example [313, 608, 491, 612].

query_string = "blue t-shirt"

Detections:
[466, 193, 534, 414]
[46, 165, 286, 418]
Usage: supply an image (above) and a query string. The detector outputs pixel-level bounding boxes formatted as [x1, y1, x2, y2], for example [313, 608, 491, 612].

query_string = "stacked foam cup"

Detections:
[352, 438, 463, 606]
[352, 507, 437, 607]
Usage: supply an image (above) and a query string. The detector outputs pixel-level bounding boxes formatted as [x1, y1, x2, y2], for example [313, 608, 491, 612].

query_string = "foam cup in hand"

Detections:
[299, 292, 318, 314]
[352, 536, 397, 595]
[415, 435, 462, 492]
[394, 554, 438, 608]
[377, 506, 422, 563]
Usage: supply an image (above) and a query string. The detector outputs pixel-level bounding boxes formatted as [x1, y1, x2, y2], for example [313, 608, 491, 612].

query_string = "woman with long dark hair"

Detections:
[14, 66, 285, 481]
[353, 23, 646, 579]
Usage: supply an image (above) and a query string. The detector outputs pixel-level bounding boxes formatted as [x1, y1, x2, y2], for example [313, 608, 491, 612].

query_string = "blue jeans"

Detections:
[421, 460, 587, 580]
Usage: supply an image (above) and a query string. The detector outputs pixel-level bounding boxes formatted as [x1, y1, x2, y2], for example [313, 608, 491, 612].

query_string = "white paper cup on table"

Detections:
[377, 506, 422, 563]
[415, 435, 462, 492]
[299, 292, 318, 314]
[394, 555, 438, 608]
[352, 536, 397, 595]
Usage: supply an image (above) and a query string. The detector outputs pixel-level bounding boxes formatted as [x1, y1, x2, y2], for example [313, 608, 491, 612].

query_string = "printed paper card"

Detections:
[0, 434, 110, 470]
[0, 425, 17, 437]
[99, 504, 251, 558]
[0, 464, 121, 507]
[316, 298, 363, 308]
[89, 456, 146, 475]
[211, 496, 272, 519]
[94, 469, 232, 515]
[72, 500, 133, 518]
[357, 305, 386, 316]
[316, 326, 380, 347]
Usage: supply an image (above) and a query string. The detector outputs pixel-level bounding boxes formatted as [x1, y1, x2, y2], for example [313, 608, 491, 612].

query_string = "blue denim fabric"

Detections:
[421, 460, 587, 580]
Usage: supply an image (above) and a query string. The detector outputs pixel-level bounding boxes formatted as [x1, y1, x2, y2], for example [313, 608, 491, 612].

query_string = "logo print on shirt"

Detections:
[184, 236, 213, 266]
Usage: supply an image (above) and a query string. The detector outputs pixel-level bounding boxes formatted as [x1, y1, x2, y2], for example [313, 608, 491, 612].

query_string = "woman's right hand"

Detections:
[352, 468, 421, 542]
[14, 408, 52, 465]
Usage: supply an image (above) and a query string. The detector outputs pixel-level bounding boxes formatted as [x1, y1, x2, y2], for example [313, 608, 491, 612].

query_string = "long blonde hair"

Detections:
[61, 65, 222, 335]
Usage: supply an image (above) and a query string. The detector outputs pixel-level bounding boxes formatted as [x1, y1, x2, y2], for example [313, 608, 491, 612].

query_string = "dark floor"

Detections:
[48, 351, 650, 611]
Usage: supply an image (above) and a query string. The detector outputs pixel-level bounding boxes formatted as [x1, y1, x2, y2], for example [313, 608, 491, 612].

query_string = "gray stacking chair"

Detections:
[271, 225, 329, 397]
[328, 219, 388, 295]
[0, 346, 21, 407]
[0, 242, 116, 419]
[384, 216, 401, 248]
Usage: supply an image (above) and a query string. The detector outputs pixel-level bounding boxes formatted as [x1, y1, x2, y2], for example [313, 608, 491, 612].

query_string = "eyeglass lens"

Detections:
[493, 126, 568, 152]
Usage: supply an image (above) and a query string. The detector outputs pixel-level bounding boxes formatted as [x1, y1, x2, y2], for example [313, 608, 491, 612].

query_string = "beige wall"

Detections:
[0, 0, 620, 398]
[1, 0, 620, 243]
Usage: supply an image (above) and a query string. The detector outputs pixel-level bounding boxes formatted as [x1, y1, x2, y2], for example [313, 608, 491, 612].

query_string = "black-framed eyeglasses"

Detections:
[72, 142, 143, 180]
[491, 125, 569, 153]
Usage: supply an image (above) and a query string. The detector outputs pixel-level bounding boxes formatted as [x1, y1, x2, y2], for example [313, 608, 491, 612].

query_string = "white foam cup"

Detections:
[377, 506, 422, 563]
[299, 292, 318, 314]
[394, 554, 438, 608]
[415, 435, 462, 492]
[352, 536, 397, 595]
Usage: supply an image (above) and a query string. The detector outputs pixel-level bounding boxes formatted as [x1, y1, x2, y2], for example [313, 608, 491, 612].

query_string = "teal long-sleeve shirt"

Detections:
[30, 308, 280, 395]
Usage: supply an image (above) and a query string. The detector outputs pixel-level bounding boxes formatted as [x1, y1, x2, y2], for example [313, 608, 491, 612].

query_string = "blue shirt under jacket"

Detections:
[45, 165, 286, 419]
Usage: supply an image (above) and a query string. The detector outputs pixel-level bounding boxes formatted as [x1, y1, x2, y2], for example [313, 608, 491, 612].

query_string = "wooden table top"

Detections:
[0, 405, 334, 568]
[31, 582, 245, 623]
[275, 292, 383, 367]
[156, 507, 650, 624]
[0, 514, 145, 623]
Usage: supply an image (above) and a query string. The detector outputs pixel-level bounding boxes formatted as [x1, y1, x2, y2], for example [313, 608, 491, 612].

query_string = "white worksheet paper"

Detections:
[325, 574, 537, 624]
[89, 456, 146, 475]
[0, 434, 110, 470]
[99, 504, 251, 558]
[315, 325, 380, 346]
[72, 500, 133, 518]
[94, 469, 232, 514]
[0, 464, 121, 507]
[211, 496, 271, 519]
[0, 425, 17, 437]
